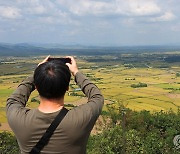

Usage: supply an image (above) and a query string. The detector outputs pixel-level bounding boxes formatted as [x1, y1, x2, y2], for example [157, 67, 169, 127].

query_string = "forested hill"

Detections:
[0, 43, 180, 56]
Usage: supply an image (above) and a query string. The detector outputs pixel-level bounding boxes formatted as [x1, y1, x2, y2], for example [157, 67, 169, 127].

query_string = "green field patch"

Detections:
[120, 68, 165, 77]
[0, 89, 14, 96]
[0, 88, 14, 106]
[142, 86, 167, 93]
[149, 95, 174, 103]
[173, 99, 180, 106]
[155, 83, 180, 90]
[0, 109, 7, 123]
[126, 101, 165, 112]
[0, 74, 29, 79]
[123, 90, 151, 97]
[128, 97, 178, 112]
[102, 87, 131, 97]
[113, 94, 137, 101]
[135, 77, 165, 84]
[64, 95, 82, 102]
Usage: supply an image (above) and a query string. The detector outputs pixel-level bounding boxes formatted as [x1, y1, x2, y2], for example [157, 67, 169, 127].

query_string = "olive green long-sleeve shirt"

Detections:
[6, 72, 104, 154]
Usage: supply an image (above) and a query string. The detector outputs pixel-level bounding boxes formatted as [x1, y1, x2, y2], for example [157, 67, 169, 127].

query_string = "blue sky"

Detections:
[0, 0, 180, 46]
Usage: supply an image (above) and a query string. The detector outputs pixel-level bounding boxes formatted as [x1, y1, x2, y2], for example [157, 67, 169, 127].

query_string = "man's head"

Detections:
[34, 60, 71, 99]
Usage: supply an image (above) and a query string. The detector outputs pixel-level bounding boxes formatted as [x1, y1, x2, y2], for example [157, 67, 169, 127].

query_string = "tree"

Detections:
[0, 132, 19, 154]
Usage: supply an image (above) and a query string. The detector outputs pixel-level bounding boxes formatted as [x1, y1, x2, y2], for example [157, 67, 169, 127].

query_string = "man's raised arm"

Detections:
[66, 56, 104, 117]
[6, 76, 35, 115]
[6, 56, 49, 118]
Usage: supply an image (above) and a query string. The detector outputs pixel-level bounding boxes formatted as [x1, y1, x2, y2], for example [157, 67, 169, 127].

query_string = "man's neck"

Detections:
[38, 97, 64, 113]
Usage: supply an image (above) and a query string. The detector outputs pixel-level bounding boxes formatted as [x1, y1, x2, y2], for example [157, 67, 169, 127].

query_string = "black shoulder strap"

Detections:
[30, 107, 68, 154]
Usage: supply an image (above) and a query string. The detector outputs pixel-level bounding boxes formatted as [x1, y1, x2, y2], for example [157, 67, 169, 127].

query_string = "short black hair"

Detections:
[34, 60, 71, 99]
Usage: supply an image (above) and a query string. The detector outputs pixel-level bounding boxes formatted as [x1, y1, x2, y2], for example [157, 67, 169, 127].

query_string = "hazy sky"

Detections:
[0, 0, 180, 46]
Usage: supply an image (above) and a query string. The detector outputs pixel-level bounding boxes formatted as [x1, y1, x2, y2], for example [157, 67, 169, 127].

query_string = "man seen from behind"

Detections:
[6, 56, 104, 154]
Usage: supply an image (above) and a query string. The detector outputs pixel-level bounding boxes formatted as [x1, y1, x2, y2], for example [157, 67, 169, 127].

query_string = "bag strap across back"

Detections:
[30, 107, 69, 154]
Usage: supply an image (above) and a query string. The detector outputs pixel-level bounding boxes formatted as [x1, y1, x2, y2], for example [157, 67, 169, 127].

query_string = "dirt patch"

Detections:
[167, 94, 180, 99]
[91, 115, 110, 135]
[0, 123, 12, 131]
[104, 99, 114, 105]
[70, 97, 88, 106]
[68, 97, 113, 106]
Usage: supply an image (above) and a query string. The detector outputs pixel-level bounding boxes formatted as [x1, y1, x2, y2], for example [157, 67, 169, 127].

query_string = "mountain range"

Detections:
[0, 43, 180, 56]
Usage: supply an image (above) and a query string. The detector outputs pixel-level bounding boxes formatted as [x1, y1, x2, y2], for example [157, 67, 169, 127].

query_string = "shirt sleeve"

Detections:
[74, 72, 104, 117]
[6, 76, 35, 128]
[64, 72, 104, 137]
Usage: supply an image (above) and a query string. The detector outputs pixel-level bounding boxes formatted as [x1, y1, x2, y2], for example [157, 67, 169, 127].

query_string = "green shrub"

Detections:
[176, 72, 180, 77]
[87, 126, 123, 154]
[87, 108, 180, 154]
[64, 104, 76, 107]
[131, 82, 147, 88]
[0, 132, 19, 154]
[31, 97, 40, 103]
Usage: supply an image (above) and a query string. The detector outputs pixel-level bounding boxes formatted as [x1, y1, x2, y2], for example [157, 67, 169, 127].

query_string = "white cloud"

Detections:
[57, 0, 111, 16]
[0, 6, 21, 19]
[0, 0, 179, 44]
[150, 11, 176, 22]
[116, 0, 161, 16]
[16, 0, 50, 15]
[14, 0, 79, 25]
[58, 0, 161, 17]
[37, 15, 79, 25]
[27, 5, 47, 15]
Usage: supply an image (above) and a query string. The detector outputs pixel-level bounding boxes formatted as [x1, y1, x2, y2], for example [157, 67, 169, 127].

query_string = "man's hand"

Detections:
[38, 55, 50, 66]
[66, 56, 79, 76]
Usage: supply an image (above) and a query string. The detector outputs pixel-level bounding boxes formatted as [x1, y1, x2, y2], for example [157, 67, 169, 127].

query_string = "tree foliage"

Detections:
[0, 132, 19, 154]
[176, 72, 180, 77]
[131, 82, 147, 88]
[87, 107, 180, 154]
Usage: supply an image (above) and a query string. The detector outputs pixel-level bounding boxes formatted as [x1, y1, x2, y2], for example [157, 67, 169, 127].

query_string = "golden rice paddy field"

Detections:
[0, 55, 180, 127]
[94, 66, 179, 112]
